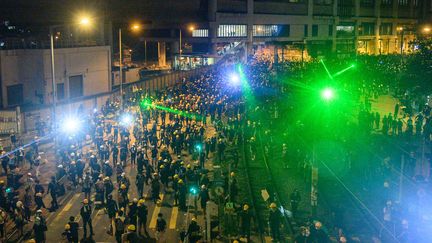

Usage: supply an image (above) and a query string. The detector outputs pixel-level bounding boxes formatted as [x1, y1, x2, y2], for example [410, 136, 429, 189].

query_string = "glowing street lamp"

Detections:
[119, 22, 144, 109]
[423, 27, 431, 34]
[131, 23, 142, 32]
[79, 17, 91, 26]
[50, 13, 93, 145]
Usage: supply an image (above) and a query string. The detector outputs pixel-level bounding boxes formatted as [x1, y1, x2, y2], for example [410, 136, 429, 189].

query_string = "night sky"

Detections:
[0, 0, 208, 26]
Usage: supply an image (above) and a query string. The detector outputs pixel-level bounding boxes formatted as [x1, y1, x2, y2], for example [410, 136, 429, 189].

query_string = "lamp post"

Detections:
[119, 28, 123, 109]
[178, 25, 195, 70]
[118, 23, 142, 109]
[49, 16, 91, 140]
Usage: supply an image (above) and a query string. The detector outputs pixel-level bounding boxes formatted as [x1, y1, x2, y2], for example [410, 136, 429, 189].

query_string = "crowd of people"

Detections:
[0, 49, 430, 243]
[260, 54, 432, 242]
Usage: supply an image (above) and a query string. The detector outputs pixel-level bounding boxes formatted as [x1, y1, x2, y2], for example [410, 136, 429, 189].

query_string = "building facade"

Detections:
[0, 46, 111, 108]
[204, 0, 427, 56]
[138, 0, 430, 64]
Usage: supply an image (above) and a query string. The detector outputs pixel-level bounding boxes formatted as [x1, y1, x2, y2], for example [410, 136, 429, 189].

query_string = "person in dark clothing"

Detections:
[178, 179, 187, 212]
[310, 221, 329, 243]
[121, 224, 143, 243]
[295, 226, 311, 243]
[62, 223, 74, 243]
[239, 204, 253, 240]
[290, 189, 301, 218]
[80, 199, 94, 238]
[33, 210, 47, 243]
[151, 175, 161, 204]
[269, 202, 282, 242]
[68, 216, 79, 243]
[187, 218, 201, 243]
[47, 176, 58, 211]
[106, 194, 118, 234]
[198, 185, 210, 215]
[135, 173, 145, 198]
[137, 199, 149, 237]
[155, 213, 167, 242]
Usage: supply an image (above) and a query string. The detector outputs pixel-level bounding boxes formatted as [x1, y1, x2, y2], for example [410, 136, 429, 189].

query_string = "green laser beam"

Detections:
[320, 59, 333, 80]
[332, 64, 355, 78]
[140, 99, 204, 121]
[237, 64, 256, 107]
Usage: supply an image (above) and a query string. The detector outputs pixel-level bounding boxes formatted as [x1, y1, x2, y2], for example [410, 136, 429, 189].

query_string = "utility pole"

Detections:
[119, 28, 123, 109]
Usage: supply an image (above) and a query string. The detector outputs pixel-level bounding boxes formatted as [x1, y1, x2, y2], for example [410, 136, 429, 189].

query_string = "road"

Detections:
[43, 115, 219, 242]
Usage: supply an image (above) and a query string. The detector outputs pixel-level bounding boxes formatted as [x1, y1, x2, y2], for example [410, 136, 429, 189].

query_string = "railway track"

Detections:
[239, 124, 294, 242]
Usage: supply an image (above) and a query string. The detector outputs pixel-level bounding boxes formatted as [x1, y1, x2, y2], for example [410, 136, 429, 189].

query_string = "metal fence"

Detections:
[18, 66, 211, 133]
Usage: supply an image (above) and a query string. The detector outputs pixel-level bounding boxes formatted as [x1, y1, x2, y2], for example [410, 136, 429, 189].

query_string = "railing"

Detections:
[18, 66, 212, 133]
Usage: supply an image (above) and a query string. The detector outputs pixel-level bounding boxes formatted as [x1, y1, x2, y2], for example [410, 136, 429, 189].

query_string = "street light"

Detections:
[79, 17, 90, 26]
[178, 25, 195, 70]
[118, 23, 142, 110]
[50, 15, 92, 141]
[423, 27, 431, 34]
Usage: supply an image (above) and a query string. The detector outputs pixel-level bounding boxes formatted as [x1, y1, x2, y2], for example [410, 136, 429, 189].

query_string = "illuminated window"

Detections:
[217, 25, 247, 37]
[192, 29, 208, 37]
[253, 25, 278, 37]
[336, 24, 355, 37]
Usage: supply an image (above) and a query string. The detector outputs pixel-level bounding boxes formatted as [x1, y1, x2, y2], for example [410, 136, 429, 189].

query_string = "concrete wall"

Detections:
[112, 68, 141, 86]
[0, 46, 111, 108]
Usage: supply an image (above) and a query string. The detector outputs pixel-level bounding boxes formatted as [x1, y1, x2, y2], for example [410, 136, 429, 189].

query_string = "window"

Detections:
[192, 29, 208, 37]
[304, 25, 308, 37]
[315, 0, 333, 5]
[359, 23, 375, 35]
[336, 24, 355, 37]
[398, 0, 408, 6]
[217, 25, 247, 37]
[7, 84, 23, 106]
[312, 25, 319, 37]
[381, 0, 392, 5]
[253, 25, 279, 37]
[361, 0, 374, 6]
[329, 24, 334, 36]
[413, 0, 418, 6]
[69, 75, 83, 98]
[57, 83, 65, 100]
[280, 25, 290, 37]
[380, 23, 392, 35]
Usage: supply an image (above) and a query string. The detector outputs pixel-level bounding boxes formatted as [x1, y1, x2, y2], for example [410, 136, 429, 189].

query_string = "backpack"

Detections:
[156, 218, 166, 232]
